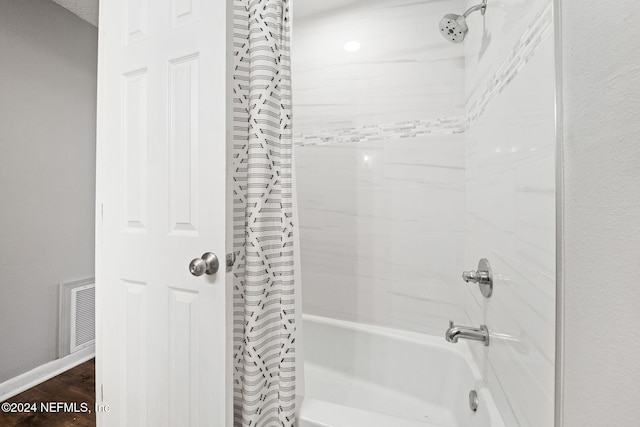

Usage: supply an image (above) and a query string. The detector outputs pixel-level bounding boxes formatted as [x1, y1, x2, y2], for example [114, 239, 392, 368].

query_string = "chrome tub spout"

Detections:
[445, 321, 490, 346]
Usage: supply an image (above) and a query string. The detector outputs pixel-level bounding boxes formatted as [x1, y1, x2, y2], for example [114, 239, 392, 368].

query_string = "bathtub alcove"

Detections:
[292, 0, 557, 426]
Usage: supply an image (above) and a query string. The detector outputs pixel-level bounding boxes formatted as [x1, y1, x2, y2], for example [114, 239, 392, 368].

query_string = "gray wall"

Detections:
[559, 0, 640, 425]
[0, 0, 97, 383]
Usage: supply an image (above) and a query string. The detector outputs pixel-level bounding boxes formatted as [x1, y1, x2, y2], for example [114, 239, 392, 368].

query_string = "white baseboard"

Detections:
[0, 345, 95, 402]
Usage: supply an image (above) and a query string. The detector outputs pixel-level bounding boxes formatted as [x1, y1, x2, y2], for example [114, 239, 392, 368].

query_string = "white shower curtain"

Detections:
[232, 0, 296, 426]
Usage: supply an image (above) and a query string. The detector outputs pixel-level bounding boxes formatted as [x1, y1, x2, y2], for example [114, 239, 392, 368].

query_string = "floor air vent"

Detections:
[59, 278, 95, 357]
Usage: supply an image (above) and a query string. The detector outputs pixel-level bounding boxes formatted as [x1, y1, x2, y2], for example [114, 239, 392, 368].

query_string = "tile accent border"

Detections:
[294, 117, 465, 146]
[465, 0, 553, 127]
[293, 0, 553, 147]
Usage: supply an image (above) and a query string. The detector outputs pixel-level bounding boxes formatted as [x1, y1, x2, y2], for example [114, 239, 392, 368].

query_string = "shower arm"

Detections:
[462, 0, 487, 18]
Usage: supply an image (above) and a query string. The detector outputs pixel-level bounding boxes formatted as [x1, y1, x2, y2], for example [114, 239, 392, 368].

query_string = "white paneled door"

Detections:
[95, 0, 232, 426]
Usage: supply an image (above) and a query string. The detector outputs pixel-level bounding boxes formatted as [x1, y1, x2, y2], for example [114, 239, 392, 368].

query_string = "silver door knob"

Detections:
[189, 252, 219, 276]
[461, 258, 493, 298]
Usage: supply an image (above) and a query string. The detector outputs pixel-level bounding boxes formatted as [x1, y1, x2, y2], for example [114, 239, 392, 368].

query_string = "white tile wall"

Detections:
[292, 0, 466, 133]
[463, 0, 556, 425]
[463, 0, 553, 108]
[293, 0, 556, 424]
[295, 135, 466, 336]
[292, 0, 468, 336]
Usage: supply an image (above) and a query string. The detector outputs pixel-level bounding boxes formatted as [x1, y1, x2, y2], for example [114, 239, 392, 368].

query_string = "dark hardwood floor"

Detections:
[0, 359, 96, 427]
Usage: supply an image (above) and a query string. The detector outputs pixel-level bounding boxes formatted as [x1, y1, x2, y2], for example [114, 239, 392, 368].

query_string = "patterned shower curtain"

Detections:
[232, 0, 296, 426]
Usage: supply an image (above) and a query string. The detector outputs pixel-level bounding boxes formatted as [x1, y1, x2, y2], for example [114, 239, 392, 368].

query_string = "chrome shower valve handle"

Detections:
[462, 270, 491, 285]
[461, 258, 493, 298]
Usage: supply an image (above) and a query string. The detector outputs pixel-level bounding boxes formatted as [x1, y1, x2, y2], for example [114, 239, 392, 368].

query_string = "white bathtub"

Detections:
[298, 315, 505, 427]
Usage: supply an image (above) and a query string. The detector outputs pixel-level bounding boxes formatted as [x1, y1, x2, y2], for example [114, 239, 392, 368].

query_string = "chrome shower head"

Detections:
[439, 13, 468, 43]
[439, 0, 487, 43]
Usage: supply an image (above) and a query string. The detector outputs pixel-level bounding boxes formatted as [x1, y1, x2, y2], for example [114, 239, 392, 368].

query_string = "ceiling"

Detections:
[294, 0, 365, 19]
[50, 0, 98, 27]
[48, 0, 366, 27]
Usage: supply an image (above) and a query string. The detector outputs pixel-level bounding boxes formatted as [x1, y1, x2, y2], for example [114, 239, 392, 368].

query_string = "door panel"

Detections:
[96, 0, 232, 426]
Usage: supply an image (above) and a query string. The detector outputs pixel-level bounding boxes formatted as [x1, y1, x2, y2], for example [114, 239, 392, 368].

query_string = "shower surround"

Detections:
[293, 0, 467, 338]
[292, 0, 556, 425]
[463, 1, 556, 426]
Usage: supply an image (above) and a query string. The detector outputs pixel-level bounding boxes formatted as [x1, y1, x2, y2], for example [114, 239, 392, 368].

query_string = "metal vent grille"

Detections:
[59, 278, 95, 357]
[72, 286, 95, 351]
